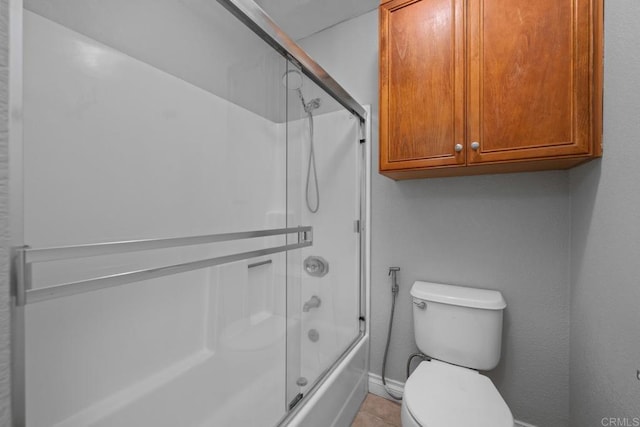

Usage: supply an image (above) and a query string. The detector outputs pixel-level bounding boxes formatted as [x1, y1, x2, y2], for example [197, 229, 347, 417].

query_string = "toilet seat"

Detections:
[403, 360, 513, 427]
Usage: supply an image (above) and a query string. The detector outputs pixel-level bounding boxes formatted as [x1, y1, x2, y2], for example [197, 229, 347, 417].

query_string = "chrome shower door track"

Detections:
[215, 0, 367, 123]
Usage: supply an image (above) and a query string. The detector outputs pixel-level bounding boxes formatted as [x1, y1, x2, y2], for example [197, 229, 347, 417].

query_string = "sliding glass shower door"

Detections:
[284, 61, 363, 411]
[21, 2, 295, 426]
[15, 1, 365, 426]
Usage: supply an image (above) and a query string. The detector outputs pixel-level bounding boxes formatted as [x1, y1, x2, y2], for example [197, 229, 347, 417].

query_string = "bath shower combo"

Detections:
[9, 0, 369, 425]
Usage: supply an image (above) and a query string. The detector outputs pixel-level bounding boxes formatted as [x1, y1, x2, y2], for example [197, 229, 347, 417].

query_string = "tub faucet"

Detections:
[303, 295, 322, 312]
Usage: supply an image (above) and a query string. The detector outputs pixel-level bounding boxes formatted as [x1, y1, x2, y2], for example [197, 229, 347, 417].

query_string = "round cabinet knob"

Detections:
[471, 141, 480, 151]
[454, 143, 463, 153]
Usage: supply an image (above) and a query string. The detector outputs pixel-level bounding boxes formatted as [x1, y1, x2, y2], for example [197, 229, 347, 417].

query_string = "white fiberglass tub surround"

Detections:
[22, 8, 367, 427]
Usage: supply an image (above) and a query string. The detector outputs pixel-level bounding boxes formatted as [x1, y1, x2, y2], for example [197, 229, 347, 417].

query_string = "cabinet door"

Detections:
[467, 0, 596, 164]
[380, 0, 465, 172]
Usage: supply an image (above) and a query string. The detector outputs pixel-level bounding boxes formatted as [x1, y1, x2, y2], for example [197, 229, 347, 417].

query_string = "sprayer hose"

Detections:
[382, 289, 403, 400]
[305, 111, 319, 213]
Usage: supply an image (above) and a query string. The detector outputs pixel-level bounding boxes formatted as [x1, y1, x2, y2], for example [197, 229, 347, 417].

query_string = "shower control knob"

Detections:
[471, 141, 480, 150]
[304, 256, 329, 277]
[454, 143, 463, 152]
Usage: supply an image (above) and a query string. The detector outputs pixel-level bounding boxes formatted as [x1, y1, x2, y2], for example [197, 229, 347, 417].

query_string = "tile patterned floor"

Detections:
[351, 393, 401, 427]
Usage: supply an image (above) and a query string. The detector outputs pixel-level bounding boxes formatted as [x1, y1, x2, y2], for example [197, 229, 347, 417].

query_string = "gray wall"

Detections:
[299, 11, 572, 426]
[569, 1, 640, 425]
[0, 0, 12, 424]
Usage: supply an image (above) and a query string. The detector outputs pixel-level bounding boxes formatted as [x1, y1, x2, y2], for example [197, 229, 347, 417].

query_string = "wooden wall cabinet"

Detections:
[379, 0, 603, 179]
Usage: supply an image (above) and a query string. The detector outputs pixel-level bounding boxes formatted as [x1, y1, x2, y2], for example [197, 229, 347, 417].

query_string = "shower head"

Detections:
[283, 69, 320, 114]
[282, 69, 303, 91]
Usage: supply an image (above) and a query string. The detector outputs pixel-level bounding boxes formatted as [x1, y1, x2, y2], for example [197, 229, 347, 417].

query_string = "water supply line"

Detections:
[382, 267, 403, 400]
[407, 352, 430, 378]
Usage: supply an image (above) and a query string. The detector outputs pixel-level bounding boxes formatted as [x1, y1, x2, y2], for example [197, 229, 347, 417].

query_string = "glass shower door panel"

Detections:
[26, 249, 288, 427]
[22, 2, 289, 426]
[285, 62, 361, 406]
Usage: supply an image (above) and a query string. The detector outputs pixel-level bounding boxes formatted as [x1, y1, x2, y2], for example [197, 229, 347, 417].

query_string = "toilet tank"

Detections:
[410, 281, 507, 371]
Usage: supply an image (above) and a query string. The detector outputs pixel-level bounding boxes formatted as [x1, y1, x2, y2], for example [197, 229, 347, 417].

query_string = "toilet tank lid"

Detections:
[411, 281, 506, 310]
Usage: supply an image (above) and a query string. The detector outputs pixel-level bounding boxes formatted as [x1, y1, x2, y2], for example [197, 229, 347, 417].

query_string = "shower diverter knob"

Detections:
[303, 256, 329, 277]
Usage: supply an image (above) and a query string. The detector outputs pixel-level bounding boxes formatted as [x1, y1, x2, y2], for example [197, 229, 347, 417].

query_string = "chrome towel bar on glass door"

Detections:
[12, 226, 312, 306]
[25, 226, 311, 263]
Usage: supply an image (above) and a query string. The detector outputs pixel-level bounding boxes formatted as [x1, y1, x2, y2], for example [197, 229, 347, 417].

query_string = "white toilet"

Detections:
[401, 281, 514, 427]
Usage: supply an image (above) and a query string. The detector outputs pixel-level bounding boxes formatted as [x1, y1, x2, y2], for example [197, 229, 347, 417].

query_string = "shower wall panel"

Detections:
[24, 0, 287, 122]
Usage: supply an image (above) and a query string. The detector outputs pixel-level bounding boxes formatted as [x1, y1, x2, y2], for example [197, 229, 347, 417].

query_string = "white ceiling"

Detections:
[254, 0, 379, 40]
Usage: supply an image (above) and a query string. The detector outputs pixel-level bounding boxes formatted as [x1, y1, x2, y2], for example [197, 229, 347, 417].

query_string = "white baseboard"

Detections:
[367, 372, 404, 401]
[367, 372, 536, 427]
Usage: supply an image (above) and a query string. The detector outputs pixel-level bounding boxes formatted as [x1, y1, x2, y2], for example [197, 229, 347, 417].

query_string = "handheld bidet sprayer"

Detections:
[389, 267, 400, 296]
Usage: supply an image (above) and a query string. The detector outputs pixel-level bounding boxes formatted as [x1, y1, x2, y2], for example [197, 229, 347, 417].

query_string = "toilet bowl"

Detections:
[400, 360, 513, 427]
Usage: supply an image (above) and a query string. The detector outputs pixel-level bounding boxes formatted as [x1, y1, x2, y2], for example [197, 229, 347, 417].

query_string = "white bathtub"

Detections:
[286, 334, 369, 427]
[26, 297, 366, 427]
